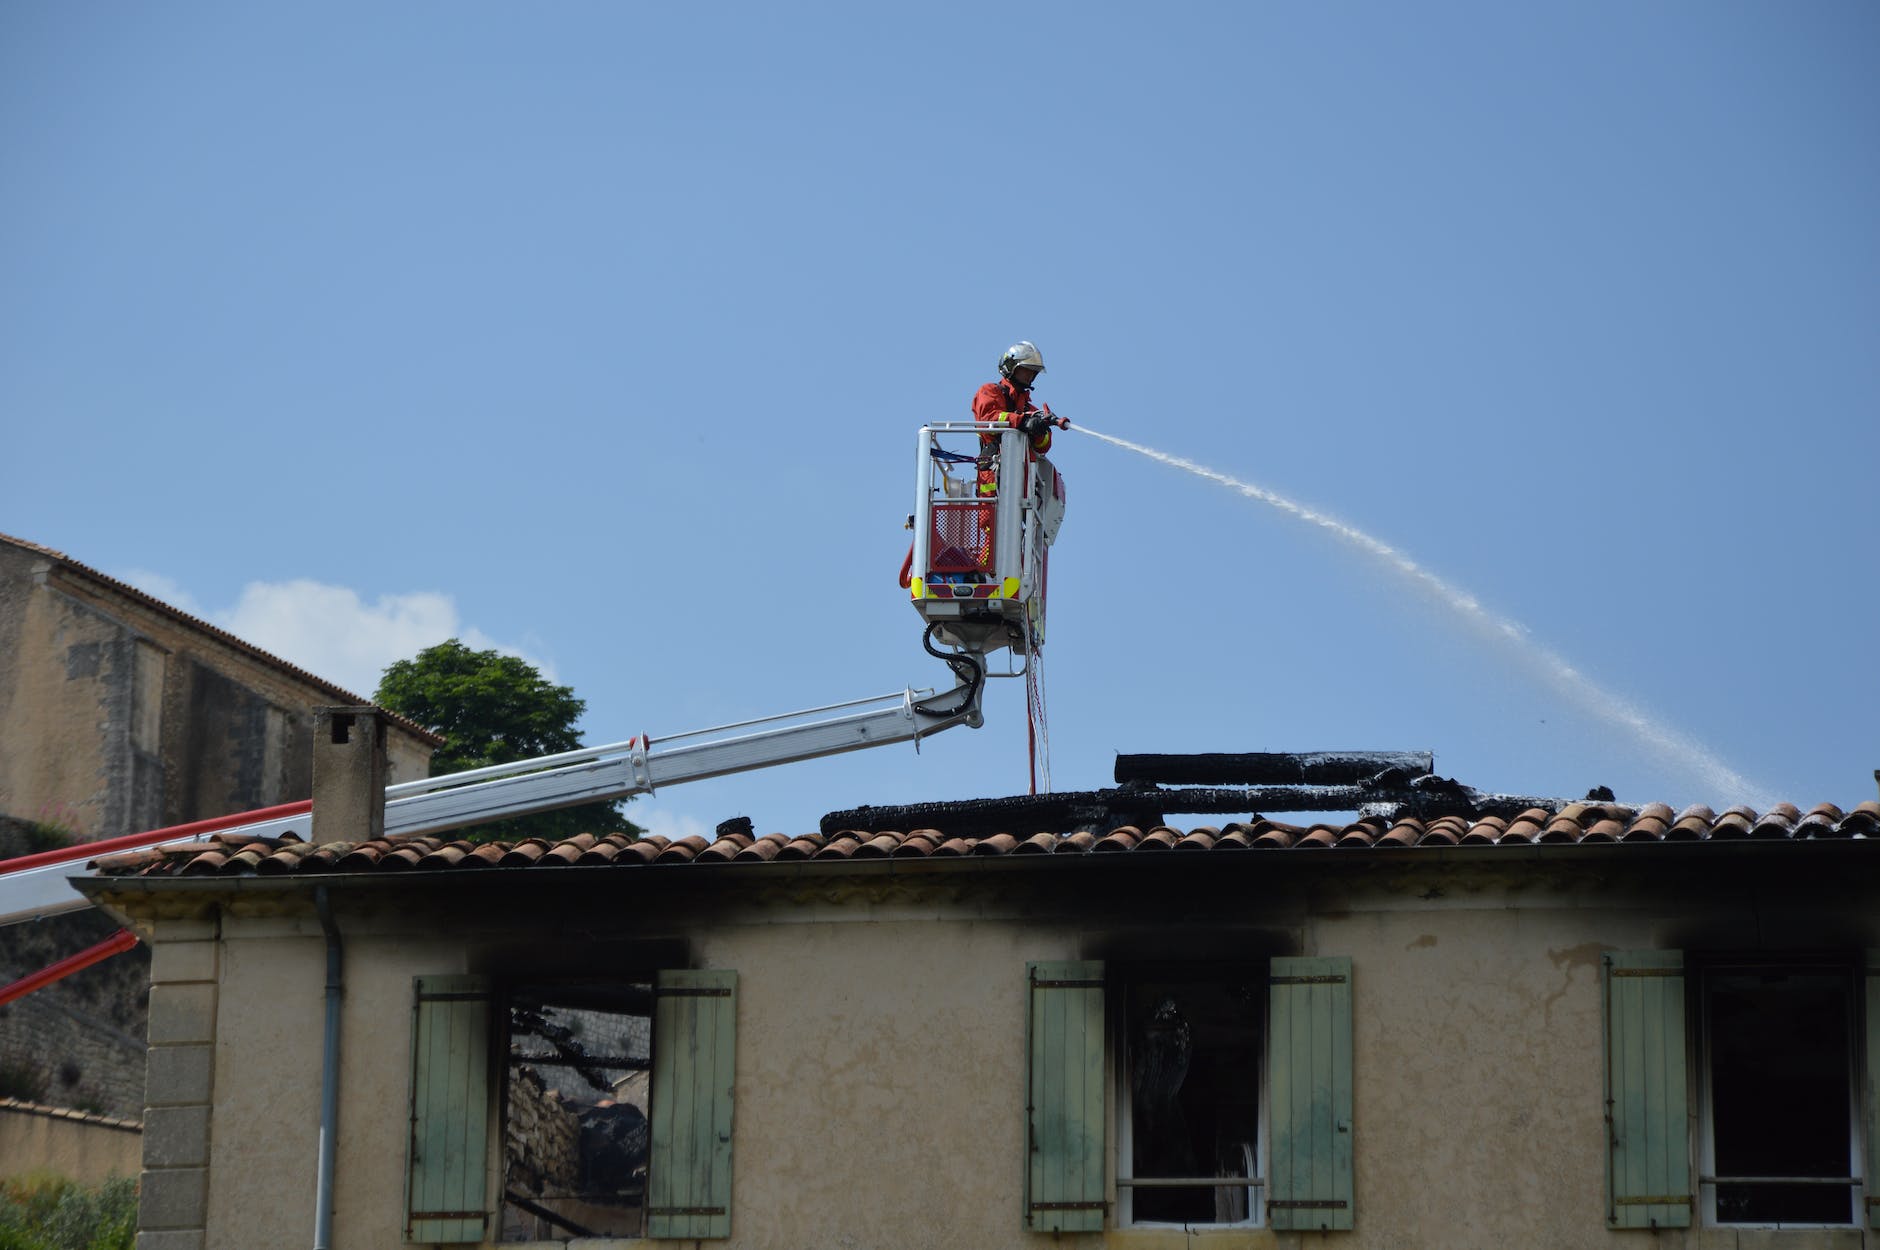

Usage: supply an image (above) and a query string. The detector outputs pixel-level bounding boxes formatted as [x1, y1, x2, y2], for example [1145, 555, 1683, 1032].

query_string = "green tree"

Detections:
[375, 639, 640, 843]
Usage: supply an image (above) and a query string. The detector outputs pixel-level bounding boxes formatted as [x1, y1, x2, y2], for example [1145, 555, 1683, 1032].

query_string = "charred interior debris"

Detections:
[501, 982, 653, 1242]
[820, 751, 1610, 837]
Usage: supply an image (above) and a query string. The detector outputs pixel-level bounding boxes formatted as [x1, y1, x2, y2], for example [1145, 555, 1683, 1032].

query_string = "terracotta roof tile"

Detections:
[732, 834, 787, 863]
[654, 835, 709, 864]
[1847, 802, 1880, 836]
[691, 832, 748, 863]
[1750, 805, 1798, 840]
[1295, 826, 1338, 850]
[1172, 828, 1217, 852]
[465, 842, 508, 868]
[178, 850, 228, 876]
[82, 800, 1880, 884]
[1458, 815, 1505, 846]
[574, 835, 637, 866]
[777, 835, 824, 862]
[413, 843, 471, 870]
[892, 832, 941, 858]
[495, 840, 549, 869]
[1581, 819, 1623, 844]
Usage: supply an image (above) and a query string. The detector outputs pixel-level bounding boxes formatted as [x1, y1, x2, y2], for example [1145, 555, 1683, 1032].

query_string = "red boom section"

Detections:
[0, 799, 314, 877]
[0, 927, 140, 1007]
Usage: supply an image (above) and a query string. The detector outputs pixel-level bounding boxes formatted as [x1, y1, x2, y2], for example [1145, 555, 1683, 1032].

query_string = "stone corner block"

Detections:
[138, 1166, 207, 1230]
[147, 982, 217, 1045]
[145, 1044, 215, 1107]
[149, 939, 218, 985]
[143, 1104, 211, 1168]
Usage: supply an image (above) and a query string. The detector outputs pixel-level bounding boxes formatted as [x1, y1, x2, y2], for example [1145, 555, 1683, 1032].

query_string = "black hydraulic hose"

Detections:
[914, 624, 983, 718]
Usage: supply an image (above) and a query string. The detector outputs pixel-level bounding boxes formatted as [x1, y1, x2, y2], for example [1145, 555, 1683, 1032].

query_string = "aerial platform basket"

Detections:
[907, 423, 1066, 659]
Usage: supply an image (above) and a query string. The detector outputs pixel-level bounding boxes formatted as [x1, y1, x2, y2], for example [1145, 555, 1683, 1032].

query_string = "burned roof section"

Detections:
[822, 751, 1616, 838]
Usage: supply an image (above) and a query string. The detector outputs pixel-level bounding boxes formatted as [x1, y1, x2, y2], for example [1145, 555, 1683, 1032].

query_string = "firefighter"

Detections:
[972, 341, 1068, 502]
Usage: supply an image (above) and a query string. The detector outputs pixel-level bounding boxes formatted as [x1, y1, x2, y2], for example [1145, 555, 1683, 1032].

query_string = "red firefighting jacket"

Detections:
[971, 380, 1052, 496]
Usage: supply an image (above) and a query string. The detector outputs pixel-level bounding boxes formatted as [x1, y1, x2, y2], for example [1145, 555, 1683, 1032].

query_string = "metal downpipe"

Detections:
[314, 886, 342, 1250]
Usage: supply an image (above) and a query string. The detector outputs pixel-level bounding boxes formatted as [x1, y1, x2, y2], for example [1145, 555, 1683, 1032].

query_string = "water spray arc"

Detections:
[1072, 425, 1773, 808]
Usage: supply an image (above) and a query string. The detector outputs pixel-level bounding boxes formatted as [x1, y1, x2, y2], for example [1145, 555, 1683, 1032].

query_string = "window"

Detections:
[1700, 963, 1860, 1227]
[406, 969, 737, 1244]
[1117, 965, 1263, 1227]
[500, 980, 653, 1240]
[1024, 956, 1352, 1235]
[1603, 951, 1879, 1232]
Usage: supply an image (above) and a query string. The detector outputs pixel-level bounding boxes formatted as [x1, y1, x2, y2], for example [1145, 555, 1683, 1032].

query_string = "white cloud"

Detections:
[113, 571, 551, 698]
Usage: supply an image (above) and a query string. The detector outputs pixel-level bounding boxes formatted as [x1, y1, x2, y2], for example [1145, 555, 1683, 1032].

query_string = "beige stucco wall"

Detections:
[0, 1099, 142, 1183]
[114, 853, 1880, 1250]
[0, 540, 433, 840]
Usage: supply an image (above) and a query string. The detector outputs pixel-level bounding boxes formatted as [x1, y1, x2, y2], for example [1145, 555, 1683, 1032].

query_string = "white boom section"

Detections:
[0, 671, 985, 927]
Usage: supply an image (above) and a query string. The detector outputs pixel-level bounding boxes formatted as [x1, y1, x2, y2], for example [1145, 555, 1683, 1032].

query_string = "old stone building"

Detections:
[0, 531, 438, 1122]
[0, 532, 435, 842]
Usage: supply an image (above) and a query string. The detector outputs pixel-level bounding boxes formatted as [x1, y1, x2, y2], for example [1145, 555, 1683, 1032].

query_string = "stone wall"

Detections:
[0, 905, 149, 1120]
[504, 1065, 581, 1198]
[0, 1098, 142, 1183]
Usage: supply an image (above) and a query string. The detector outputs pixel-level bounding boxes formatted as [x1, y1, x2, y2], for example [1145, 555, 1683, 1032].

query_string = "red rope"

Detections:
[1027, 692, 1039, 796]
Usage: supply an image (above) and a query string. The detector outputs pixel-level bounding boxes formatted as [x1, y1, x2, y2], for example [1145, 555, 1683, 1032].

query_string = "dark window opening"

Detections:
[1120, 966, 1262, 1226]
[1706, 967, 1856, 1226]
[499, 980, 653, 1241]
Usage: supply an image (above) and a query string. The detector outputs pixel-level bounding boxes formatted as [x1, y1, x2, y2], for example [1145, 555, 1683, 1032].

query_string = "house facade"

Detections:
[80, 780, 1880, 1250]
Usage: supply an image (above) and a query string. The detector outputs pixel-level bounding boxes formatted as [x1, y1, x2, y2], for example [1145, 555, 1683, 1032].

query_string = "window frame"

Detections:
[405, 966, 737, 1245]
[1693, 956, 1867, 1230]
[1111, 961, 1270, 1231]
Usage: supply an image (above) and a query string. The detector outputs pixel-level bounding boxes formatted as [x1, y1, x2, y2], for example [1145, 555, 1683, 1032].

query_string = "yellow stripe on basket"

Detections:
[1001, 577, 1020, 599]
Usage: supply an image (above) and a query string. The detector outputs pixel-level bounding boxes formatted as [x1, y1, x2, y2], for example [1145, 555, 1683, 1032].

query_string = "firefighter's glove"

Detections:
[1016, 412, 1051, 437]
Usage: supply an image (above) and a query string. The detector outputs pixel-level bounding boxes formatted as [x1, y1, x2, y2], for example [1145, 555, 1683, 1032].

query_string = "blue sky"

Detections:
[5, 2, 1876, 842]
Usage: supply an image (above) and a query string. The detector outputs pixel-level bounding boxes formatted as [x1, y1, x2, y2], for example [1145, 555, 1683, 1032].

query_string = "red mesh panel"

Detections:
[930, 501, 995, 575]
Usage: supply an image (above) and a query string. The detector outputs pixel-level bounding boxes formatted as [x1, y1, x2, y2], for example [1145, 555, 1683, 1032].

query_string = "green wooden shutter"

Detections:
[648, 969, 737, 1239]
[1267, 955, 1354, 1231]
[1864, 953, 1880, 1229]
[1601, 950, 1691, 1228]
[405, 974, 492, 1244]
[1024, 960, 1106, 1232]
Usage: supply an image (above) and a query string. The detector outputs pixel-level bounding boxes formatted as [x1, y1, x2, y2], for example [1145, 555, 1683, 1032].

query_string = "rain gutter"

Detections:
[313, 885, 342, 1250]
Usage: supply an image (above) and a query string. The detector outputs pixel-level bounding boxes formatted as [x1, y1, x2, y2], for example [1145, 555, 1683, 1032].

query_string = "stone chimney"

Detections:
[312, 706, 388, 845]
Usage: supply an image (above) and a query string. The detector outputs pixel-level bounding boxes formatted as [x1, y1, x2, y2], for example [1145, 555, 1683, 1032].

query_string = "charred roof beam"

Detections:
[1113, 751, 1435, 787]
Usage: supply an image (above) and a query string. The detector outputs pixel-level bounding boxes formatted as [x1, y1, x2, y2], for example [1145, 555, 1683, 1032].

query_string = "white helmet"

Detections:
[998, 341, 1046, 382]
